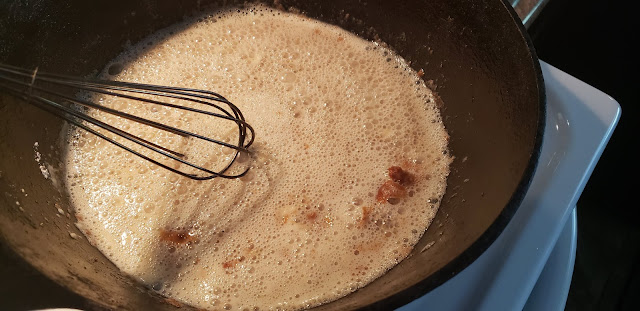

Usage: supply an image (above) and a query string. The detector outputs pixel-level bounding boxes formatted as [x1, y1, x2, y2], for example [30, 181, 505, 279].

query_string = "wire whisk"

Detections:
[0, 63, 254, 180]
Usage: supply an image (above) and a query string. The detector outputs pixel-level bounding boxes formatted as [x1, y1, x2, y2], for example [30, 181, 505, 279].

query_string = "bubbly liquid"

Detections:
[66, 7, 451, 311]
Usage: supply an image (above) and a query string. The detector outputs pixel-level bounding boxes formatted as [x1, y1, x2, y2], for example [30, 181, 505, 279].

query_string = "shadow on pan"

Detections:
[0, 0, 544, 309]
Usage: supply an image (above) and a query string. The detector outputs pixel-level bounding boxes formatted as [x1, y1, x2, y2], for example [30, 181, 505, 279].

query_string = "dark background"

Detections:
[528, 0, 638, 310]
[1, 0, 638, 310]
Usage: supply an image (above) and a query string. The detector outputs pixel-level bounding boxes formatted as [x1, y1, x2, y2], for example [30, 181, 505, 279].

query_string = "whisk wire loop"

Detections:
[0, 63, 254, 180]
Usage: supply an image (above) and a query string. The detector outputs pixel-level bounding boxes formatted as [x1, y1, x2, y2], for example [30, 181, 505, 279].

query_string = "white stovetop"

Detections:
[399, 61, 620, 311]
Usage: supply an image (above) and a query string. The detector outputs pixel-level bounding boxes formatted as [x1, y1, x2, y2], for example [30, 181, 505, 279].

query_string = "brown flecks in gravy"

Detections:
[388, 166, 414, 186]
[223, 256, 246, 269]
[160, 229, 197, 245]
[376, 180, 407, 203]
[358, 206, 373, 226]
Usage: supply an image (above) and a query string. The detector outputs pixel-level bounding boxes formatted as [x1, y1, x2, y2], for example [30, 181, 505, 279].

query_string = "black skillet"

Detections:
[0, 0, 544, 309]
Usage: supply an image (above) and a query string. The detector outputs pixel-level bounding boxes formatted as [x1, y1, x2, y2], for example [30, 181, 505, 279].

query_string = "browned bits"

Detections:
[306, 211, 318, 220]
[417, 69, 425, 77]
[359, 206, 373, 226]
[222, 256, 246, 269]
[376, 180, 407, 203]
[164, 297, 183, 308]
[388, 166, 414, 185]
[323, 215, 334, 227]
[159, 229, 197, 245]
[222, 261, 234, 269]
[376, 166, 416, 204]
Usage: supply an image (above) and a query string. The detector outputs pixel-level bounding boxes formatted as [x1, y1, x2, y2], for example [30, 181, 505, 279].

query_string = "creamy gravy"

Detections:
[66, 7, 451, 310]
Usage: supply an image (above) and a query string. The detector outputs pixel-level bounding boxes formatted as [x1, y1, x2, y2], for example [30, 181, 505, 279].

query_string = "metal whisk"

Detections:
[0, 63, 254, 180]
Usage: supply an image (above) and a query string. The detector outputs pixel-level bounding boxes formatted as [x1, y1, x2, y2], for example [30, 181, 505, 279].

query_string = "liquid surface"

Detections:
[66, 7, 451, 311]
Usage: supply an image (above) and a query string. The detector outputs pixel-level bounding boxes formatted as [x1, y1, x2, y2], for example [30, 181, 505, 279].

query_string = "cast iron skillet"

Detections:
[0, 0, 544, 309]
